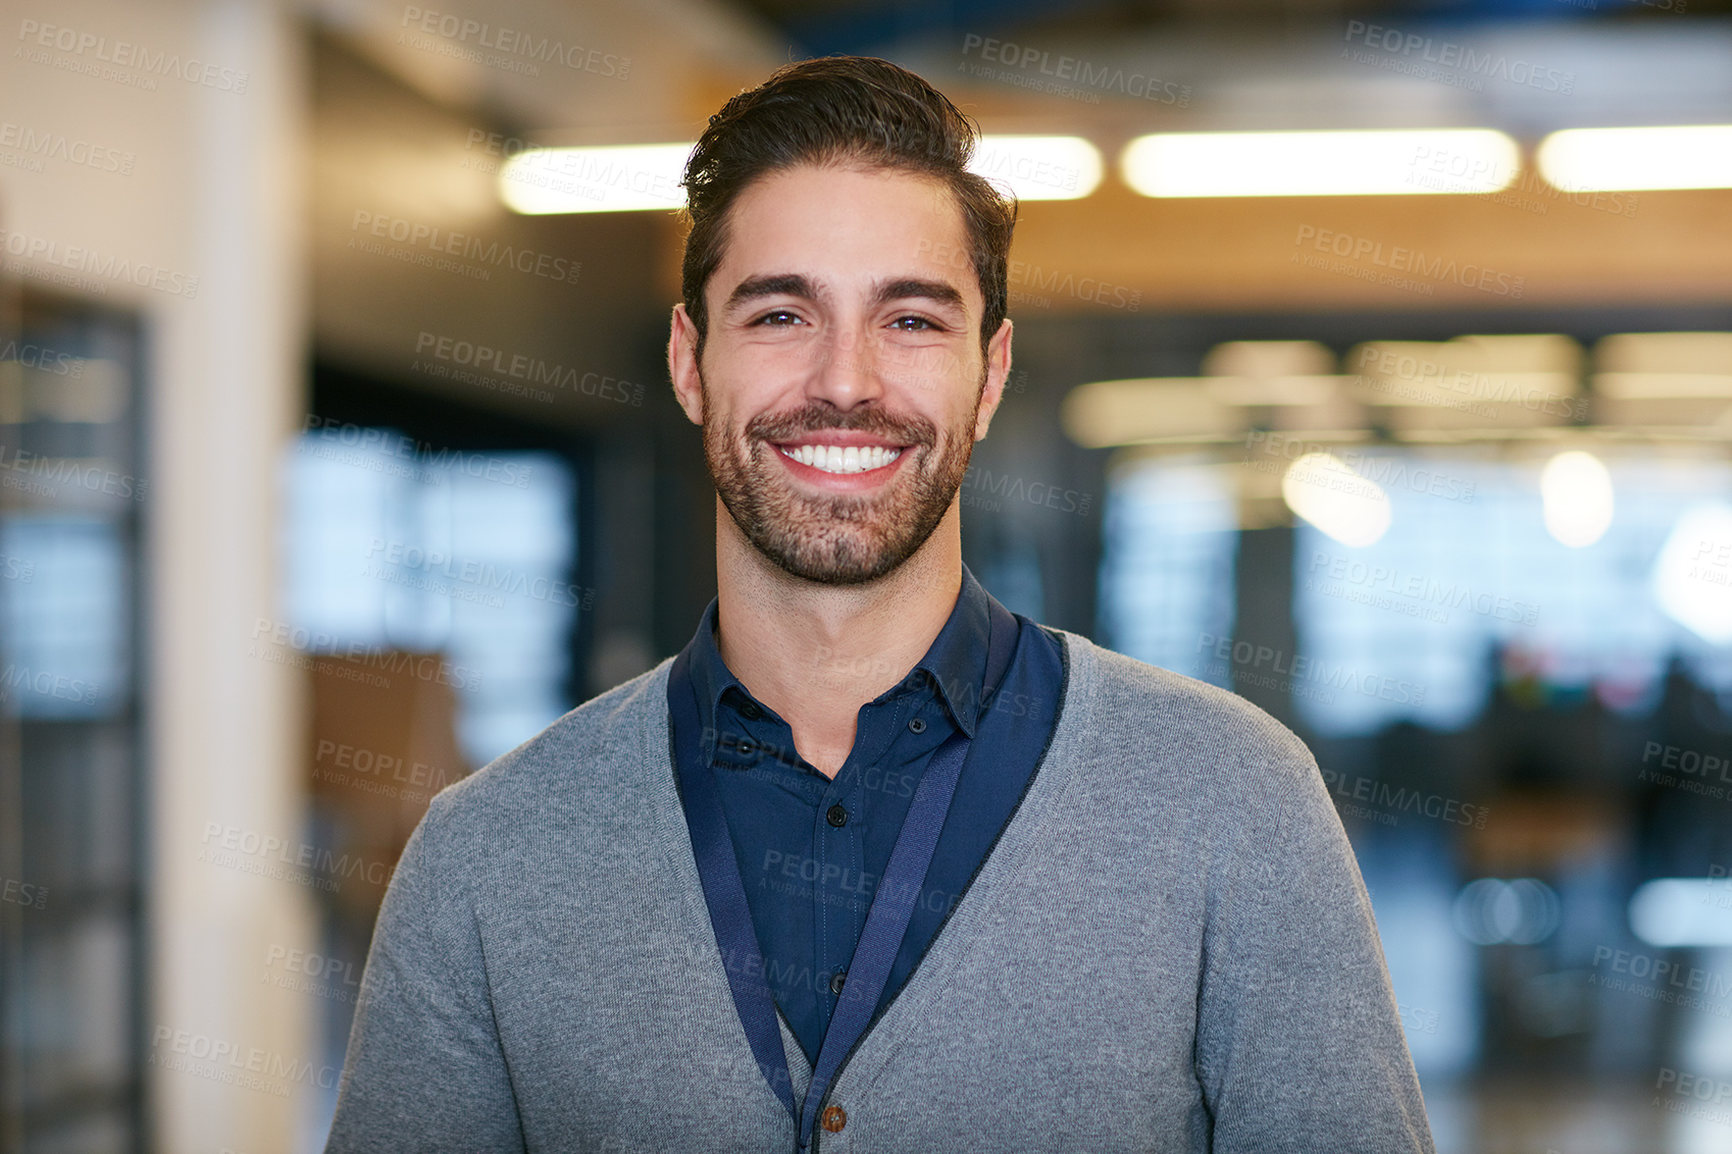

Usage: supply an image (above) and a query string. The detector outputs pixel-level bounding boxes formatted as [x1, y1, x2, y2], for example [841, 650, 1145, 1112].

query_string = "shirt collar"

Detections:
[681, 562, 997, 747]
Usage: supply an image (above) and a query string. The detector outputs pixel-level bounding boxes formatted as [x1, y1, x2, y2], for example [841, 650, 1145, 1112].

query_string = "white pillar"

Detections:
[147, 1, 315, 1150]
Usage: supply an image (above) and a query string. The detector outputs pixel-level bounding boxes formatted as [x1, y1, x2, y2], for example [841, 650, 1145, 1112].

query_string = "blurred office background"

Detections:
[3, 0, 1732, 1149]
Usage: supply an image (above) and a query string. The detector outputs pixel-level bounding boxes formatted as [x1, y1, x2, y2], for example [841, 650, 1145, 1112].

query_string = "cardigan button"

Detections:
[821, 1105, 847, 1132]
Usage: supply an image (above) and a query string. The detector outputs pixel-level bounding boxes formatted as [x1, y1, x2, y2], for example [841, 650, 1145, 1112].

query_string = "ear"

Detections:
[667, 303, 705, 427]
[972, 318, 1013, 442]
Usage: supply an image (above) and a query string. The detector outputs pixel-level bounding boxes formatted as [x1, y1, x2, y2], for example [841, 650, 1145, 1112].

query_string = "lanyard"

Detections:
[668, 595, 1018, 1151]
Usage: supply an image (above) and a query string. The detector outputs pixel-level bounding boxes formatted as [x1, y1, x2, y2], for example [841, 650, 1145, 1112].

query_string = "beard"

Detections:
[699, 367, 983, 586]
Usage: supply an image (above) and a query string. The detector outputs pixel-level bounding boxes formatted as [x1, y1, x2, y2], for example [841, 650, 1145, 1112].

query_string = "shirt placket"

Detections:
[812, 696, 906, 1029]
[812, 754, 857, 1024]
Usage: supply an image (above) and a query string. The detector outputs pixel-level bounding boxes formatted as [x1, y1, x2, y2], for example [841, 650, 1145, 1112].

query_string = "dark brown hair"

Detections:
[679, 55, 1016, 362]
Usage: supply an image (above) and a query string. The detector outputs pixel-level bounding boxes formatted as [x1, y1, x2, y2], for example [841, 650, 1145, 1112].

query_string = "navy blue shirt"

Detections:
[670, 564, 1066, 1065]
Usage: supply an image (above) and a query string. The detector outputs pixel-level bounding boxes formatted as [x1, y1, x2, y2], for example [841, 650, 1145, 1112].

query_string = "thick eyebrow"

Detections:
[722, 273, 967, 317]
[870, 277, 966, 314]
[724, 273, 820, 314]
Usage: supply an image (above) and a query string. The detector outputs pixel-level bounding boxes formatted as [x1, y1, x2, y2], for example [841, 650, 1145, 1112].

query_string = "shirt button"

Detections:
[736, 740, 755, 756]
[907, 717, 927, 734]
[826, 804, 848, 828]
[830, 971, 847, 995]
[821, 1105, 847, 1133]
[738, 701, 763, 720]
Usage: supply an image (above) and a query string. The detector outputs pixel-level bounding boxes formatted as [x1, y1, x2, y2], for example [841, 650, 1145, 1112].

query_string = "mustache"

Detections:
[743, 403, 936, 447]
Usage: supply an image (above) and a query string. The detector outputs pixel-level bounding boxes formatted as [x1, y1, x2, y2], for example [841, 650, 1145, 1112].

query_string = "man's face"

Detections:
[670, 162, 1011, 586]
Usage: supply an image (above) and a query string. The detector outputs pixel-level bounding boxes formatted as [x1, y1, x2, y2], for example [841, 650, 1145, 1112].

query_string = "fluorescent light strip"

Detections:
[500, 134, 1111, 214]
[1537, 125, 1732, 192]
[1120, 129, 1520, 198]
[500, 143, 695, 214]
[1630, 878, 1732, 947]
[968, 136, 1102, 201]
[1282, 452, 1392, 547]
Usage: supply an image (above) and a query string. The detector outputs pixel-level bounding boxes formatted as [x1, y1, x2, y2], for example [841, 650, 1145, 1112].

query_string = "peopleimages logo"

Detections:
[314, 738, 466, 799]
[1637, 740, 1732, 800]
[960, 464, 1092, 516]
[1351, 345, 1587, 420]
[0, 121, 136, 175]
[959, 34, 1191, 105]
[914, 237, 1141, 311]
[0, 663, 99, 707]
[301, 414, 535, 488]
[198, 822, 393, 893]
[2, 875, 48, 910]
[361, 537, 595, 610]
[1340, 20, 1574, 94]
[247, 617, 484, 693]
[1195, 634, 1427, 707]
[1305, 550, 1539, 626]
[398, 7, 630, 78]
[1246, 431, 1478, 504]
[16, 19, 251, 92]
[149, 1025, 342, 1098]
[0, 337, 85, 376]
[1319, 768, 1487, 828]
[0, 441, 147, 502]
[1292, 225, 1525, 299]
[1590, 945, 1732, 1013]
[414, 332, 644, 406]
[1405, 142, 1639, 222]
[0, 228, 199, 298]
[349, 210, 582, 286]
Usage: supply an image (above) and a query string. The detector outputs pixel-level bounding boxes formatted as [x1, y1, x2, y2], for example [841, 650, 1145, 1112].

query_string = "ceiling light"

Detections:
[1061, 379, 1239, 447]
[499, 144, 694, 214]
[1630, 878, 1732, 947]
[970, 136, 1102, 201]
[1120, 129, 1520, 198]
[1281, 451, 1392, 546]
[1537, 126, 1732, 192]
[1652, 503, 1732, 644]
[1594, 373, 1732, 399]
[1540, 451, 1614, 548]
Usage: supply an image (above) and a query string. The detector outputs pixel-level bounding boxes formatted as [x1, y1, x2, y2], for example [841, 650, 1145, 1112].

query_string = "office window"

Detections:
[0, 517, 128, 717]
[282, 427, 579, 766]
[1293, 453, 1732, 737]
[0, 296, 146, 1153]
[1098, 455, 1238, 686]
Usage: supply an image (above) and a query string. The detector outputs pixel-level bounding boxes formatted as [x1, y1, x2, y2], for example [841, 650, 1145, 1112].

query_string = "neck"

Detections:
[713, 497, 963, 779]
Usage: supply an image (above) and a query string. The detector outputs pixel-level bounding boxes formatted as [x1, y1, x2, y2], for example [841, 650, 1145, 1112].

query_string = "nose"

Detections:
[807, 323, 884, 412]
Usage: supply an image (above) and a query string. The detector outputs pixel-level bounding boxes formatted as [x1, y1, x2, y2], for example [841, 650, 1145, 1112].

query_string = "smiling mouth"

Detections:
[773, 442, 906, 475]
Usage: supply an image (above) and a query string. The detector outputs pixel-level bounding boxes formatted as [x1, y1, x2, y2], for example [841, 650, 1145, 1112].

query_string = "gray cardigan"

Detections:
[326, 628, 1437, 1153]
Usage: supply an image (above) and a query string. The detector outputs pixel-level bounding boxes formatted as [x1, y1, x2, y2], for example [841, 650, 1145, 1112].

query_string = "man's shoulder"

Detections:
[1047, 630, 1338, 866]
[1051, 628, 1317, 779]
[418, 657, 674, 837]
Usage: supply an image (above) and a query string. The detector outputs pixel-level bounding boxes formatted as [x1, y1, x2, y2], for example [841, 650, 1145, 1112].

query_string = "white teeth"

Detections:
[778, 443, 903, 474]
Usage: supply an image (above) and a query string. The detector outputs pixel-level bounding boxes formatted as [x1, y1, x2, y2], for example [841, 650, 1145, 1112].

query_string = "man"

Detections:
[327, 56, 1435, 1153]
